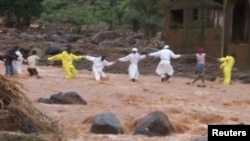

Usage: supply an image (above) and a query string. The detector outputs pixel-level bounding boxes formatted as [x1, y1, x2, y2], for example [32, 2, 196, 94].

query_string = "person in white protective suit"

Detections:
[12, 46, 24, 76]
[147, 45, 181, 82]
[118, 48, 146, 82]
[85, 55, 115, 81]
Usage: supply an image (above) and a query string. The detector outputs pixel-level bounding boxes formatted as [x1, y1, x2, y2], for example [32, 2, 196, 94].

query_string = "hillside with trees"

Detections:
[1, 0, 168, 39]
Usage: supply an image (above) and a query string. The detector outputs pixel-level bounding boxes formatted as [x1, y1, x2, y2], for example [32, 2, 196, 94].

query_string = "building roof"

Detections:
[170, 0, 223, 10]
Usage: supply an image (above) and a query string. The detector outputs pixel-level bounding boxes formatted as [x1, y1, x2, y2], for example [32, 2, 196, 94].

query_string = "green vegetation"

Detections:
[2, 0, 164, 38]
[0, 0, 43, 27]
[40, 0, 164, 37]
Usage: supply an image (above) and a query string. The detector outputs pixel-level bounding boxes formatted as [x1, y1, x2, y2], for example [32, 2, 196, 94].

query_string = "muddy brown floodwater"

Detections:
[1, 61, 250, 141]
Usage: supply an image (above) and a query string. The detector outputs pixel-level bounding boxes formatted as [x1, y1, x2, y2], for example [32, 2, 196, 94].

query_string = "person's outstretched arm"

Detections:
[148, 51, 160, 57]
[218, 56, 228, 62]
[85, 55, 96, 62]
[48, 53, 62, 61]
[72, 54, 84, 60]
[170, 51, 181, 59]
[103, 60, 115, 66]
[206, 54, 218, 60]
[118, 54, 130, 62]
[139, 54, 146, 60]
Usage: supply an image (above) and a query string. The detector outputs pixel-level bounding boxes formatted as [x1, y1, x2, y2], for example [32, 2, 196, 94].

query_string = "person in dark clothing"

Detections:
[4, 46, 18, 76]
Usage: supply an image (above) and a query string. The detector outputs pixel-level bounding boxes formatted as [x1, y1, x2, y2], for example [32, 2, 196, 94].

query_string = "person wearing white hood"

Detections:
[12, 46, 24, 76]
[118, 48, 146, 82]
[85, 55, 115, 81]
[147, 45, 181, 82]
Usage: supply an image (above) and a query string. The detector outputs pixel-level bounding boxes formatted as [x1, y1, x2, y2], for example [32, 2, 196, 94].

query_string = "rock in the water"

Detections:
[90, 112, 124, 134]
[38, 98, 52, 104]
[134, 110, 174, 136]
[49, 92, 87, 105]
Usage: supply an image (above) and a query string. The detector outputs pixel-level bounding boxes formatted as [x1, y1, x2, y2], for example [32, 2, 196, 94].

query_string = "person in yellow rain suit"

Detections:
[48, 45, 84, 79]
[218, 53, 235, 85]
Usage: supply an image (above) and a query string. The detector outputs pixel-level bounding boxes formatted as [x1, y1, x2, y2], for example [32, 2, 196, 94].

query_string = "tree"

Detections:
[0, 0, 44, 28]
[89, 0, 126, 30]
[156, 0, 172, 41]
[125, 0, 164, 38]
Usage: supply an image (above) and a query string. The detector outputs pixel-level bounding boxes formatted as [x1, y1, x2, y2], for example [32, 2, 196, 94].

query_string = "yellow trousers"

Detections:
[222, 67, 232, 85]
[63, 66, 77, 79]
[219, 55, 235, 85]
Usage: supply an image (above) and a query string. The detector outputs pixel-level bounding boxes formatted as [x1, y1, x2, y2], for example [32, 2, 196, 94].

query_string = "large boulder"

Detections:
[235, 74, 250, 84]
[131, 39, 147, 47]
[142, 47, 158, 54]
[41, 92, 88, 105]
[46, 34, 61, 42]
[19, 32, 36, 41]
[90, 112, 124, 134]
[37, 98, 52, 104]
[125, 36, 135, 45]
[99, 39, 114, 47]
[99, 37, 125, 47]
[76, 38, 90, 44]
[91, 31, 121, 44]
[134, 110, 174, 136]
[59, 34, 83, 43]
[44, 45, 66, 55]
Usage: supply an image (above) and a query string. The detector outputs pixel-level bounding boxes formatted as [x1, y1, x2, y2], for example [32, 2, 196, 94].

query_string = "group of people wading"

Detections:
[2, 44, 235, 85]
[47, 44, 235, 85]
[2, 46, 41, 78]
[47, 45, 182, 82]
